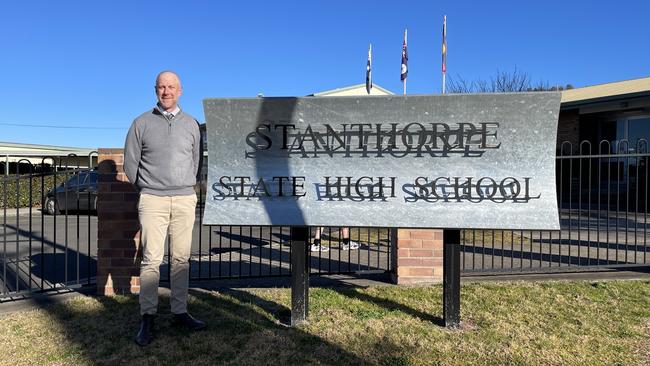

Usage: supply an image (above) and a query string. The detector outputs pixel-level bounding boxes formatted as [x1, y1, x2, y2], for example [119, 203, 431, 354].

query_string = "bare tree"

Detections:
[447, 68, 572, 93]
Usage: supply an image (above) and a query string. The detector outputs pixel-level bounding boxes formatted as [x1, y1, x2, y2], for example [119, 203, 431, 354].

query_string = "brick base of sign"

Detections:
[391, 229, 444, 285]
[97, 148, 142, 295]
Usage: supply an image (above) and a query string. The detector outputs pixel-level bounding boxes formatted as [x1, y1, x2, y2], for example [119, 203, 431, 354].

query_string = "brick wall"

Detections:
[557, 109, 580, 154]
[97, 148, 141, 295]
[392, 229, 444, 284]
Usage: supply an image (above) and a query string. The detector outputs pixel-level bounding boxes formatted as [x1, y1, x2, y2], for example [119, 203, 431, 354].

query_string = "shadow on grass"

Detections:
[329, 284, 445, 327]
[37, 288, 367, 365]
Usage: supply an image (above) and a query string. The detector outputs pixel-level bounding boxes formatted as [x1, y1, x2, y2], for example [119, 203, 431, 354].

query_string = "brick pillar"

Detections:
[97, 148, 141, 295]
[392, 229, 444, 285]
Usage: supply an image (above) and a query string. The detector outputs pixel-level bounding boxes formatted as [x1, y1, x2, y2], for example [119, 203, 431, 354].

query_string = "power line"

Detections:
[0, 122, 125, 130]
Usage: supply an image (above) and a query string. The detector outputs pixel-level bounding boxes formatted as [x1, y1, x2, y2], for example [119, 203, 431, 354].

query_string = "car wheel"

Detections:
[45, 197, 59, 215]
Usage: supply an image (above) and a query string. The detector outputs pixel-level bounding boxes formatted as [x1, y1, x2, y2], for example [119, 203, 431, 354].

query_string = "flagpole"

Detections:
[403, 29, 408, 95]
[442, 73, 446, 94]
[442, 15, 447, 94]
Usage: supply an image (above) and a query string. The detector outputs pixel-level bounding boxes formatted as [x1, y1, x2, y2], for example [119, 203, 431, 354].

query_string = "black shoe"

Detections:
[173, 312, 206, 331]
[135, 314, 155, 346]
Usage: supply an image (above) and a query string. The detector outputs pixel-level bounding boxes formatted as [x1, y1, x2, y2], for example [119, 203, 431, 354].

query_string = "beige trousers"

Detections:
[138, 193, 197, 315]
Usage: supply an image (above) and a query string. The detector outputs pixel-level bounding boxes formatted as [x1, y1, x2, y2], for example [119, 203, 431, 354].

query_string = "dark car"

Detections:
[44, 170, 98, 215]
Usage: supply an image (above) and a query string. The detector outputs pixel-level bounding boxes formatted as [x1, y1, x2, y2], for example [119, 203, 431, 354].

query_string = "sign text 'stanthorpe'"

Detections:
[202, 94, 561, 229]
[244, 122, 501, 158]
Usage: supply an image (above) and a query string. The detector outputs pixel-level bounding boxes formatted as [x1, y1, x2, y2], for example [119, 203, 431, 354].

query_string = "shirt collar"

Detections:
[156, 104, 181, 118]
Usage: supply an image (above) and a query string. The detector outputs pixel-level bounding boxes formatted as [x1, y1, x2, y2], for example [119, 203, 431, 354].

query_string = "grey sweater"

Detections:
[124, 106, 202, 196]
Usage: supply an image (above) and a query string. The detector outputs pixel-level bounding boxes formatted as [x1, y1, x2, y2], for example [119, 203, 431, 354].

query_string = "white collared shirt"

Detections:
[161, 105, 181, 119]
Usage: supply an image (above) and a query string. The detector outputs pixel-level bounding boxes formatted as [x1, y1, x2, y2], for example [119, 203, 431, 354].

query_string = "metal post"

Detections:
[443, 229, 461, 328]
[290, 226, 309, 326]
[442, 73, 446, 94]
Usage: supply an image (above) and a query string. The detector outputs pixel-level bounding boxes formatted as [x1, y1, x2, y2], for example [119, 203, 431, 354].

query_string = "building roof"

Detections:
[0, 141, 96, 157]
[310, 83, 394, 96]
[561, 76, 650, 105]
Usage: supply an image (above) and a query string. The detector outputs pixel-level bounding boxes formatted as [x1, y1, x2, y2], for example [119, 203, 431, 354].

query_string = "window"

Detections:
[66, 173, 84, 187]
[627, 117, 650, 152]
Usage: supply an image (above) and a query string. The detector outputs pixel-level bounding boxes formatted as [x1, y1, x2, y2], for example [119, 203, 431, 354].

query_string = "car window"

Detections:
[80, 172, 89, 185]
[66, 174, 78, 187]
[66, 173, 86, 187]
[88, 172, 98, 185]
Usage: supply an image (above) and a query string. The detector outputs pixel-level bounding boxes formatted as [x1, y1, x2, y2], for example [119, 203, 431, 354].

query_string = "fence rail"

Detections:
[460, 140, 650, 273]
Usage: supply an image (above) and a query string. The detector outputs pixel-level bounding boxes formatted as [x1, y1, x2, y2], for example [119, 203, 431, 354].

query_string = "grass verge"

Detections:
[0, 280, 648, 365]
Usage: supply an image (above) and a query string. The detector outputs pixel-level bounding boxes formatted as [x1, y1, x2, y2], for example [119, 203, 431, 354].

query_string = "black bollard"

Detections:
[443, 229, 461, 328]
[290, 226, 309, 326]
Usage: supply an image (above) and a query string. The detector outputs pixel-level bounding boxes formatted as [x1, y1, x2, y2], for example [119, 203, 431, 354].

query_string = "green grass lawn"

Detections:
[1, 280, 649, 365]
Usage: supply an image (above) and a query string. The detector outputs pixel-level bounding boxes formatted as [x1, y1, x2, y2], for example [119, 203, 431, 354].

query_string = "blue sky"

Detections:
[1, 0, 648, 148]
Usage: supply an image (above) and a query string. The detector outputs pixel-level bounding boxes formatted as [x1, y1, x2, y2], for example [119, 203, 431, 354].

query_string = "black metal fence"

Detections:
[460, 140, 650, 274]
[3, 141, 650, 299]
[1, 154, 98, 300]
[0, 153, 391, 300]
[170, 202, 393, 282]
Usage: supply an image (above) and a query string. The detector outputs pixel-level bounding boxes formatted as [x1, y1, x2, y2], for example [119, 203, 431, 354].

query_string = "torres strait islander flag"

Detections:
[366, 43, 372, 94]
[400, 30, 408, 81]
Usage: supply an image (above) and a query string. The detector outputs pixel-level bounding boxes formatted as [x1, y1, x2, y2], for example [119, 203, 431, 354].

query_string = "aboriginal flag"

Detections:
[442, 16, 447, 73]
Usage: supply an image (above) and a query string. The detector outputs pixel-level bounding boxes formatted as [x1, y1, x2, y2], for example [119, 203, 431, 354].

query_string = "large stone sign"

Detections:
[202, 93, 561, 229]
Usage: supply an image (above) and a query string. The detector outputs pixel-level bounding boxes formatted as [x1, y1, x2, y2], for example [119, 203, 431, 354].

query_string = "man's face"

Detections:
[155, 73, 182, 111]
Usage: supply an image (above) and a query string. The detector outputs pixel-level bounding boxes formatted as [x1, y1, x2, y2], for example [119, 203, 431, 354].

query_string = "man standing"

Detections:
[124, 71, 205, 346]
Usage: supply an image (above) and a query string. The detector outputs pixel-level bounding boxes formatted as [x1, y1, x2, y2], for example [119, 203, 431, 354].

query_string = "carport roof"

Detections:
[0, 141, 96, 157]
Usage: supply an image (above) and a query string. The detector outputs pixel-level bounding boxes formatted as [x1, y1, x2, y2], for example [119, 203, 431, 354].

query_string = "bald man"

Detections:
[124, 71, 205, 346]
